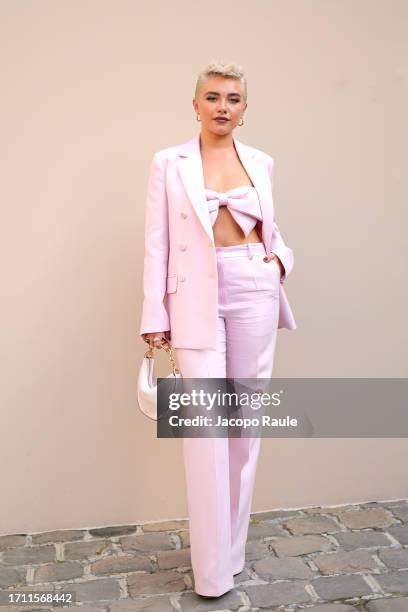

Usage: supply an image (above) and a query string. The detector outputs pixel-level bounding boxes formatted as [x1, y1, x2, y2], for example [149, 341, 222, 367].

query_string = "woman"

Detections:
[139, 61, 296, 598]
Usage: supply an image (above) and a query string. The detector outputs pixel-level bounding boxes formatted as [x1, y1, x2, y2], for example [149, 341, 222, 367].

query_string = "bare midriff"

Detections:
[211, 205, 262, 247]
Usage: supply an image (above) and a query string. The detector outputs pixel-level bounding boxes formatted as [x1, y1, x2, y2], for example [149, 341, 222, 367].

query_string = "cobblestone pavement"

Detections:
[1, 500, 408, 611]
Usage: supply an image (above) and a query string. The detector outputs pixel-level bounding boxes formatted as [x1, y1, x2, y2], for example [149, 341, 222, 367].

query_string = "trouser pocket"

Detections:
[252, 256, 280, 296]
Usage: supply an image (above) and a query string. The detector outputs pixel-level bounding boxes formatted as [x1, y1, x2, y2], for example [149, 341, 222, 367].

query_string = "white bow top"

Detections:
[205, 185, 262, 238]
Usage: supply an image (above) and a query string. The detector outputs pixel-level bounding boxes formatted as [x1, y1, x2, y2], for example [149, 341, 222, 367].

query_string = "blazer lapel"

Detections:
[176, 132, 274, 251]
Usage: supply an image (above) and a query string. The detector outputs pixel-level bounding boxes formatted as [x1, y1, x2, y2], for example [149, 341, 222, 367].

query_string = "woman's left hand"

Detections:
[263, 252, 284, 279]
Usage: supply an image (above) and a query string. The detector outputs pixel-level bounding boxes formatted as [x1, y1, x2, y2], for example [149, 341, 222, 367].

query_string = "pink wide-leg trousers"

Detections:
[174, 242, 280, 597]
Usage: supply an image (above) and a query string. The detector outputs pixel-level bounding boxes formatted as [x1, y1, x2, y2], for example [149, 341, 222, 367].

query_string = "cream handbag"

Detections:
[137, 338, 182, 421]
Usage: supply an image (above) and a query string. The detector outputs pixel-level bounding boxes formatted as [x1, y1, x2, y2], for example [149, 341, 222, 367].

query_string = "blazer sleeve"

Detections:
[267, 155, 294, 284]
[139, 152, 170, 337]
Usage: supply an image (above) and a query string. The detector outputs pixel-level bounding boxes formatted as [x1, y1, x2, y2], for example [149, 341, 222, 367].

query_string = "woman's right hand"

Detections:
[141, 331, 170, 349]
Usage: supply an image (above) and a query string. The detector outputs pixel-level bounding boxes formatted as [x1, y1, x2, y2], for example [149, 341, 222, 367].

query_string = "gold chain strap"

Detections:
[144, 338, 180, 376]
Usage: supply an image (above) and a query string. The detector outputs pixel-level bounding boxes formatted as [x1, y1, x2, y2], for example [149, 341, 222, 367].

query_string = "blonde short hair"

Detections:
[195, 60, 247, 102]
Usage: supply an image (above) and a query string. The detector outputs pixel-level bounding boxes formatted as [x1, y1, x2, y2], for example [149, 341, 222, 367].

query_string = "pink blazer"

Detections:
[139, 132, 297, 349]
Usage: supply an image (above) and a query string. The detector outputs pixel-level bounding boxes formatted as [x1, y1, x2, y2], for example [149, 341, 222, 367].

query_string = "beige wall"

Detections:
[1, 0, 407, 536]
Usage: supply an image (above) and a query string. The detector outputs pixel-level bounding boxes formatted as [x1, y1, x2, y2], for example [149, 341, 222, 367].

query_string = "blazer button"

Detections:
[181, 212, 188, 218]
[179, 244, 187, 251]
[179, 275, 186, 282]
